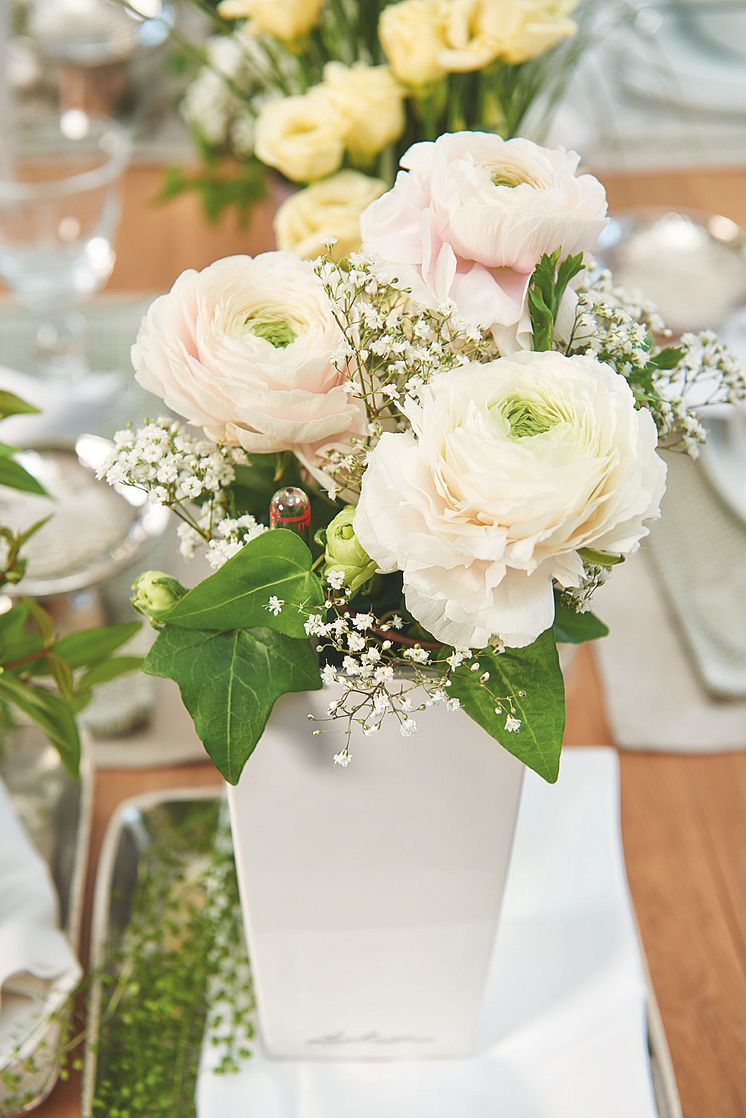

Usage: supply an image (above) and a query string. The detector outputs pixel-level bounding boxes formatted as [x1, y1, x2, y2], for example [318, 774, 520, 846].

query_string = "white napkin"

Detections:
[198, 749, 658, 1118]
[0, 777, 80, 1025]
[595, 552, 746, 751]
[0, 365, 123, 446]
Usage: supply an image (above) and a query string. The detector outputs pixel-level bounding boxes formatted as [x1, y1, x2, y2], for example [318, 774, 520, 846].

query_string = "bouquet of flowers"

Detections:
[104, 132, 744, 784]
[173, 0, 589, 247]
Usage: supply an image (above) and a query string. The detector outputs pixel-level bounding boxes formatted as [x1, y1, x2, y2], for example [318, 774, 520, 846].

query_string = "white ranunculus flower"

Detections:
[360, 131, 607, 350]
[275, 171, 388, 261]
[378, 0, 449, 87]
[323, 62, 406, 161]
[355, 351, 666, 649]
[255, 91, 346, 182]
[131, 253, 365, 460]
[217, 0, 323, 41]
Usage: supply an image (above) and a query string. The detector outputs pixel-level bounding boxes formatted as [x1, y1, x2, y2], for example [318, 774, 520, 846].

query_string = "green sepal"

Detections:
[449, 628, 565, 783]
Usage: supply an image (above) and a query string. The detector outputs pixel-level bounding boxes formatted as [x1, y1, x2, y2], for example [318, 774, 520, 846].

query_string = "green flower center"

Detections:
[248, 318, 297, 348]
[498, 395, 559, 438]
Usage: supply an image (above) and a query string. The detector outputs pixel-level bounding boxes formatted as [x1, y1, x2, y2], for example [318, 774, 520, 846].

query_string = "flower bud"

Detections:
[322, 506, 377, 595]
[131, 571, 186, 621]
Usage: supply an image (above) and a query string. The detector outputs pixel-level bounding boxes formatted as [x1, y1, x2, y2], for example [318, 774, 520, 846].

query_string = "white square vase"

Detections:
[226, 687, 525, 1061]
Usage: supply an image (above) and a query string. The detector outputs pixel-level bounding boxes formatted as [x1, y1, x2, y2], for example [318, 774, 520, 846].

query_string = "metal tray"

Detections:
[83, 789, 682, 1118]
[0, 726, 92, 1114]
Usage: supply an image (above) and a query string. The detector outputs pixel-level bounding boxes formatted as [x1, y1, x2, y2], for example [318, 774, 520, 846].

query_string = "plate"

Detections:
[83, 760, 683, 1118]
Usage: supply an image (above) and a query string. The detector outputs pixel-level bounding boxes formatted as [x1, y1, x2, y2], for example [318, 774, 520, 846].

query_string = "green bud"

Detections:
[131, 571, 186, 620]
[323, 506, 377, 595]
[578, 548, 625, 568]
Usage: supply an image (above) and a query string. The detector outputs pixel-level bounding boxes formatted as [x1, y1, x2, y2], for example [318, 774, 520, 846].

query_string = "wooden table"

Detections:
[31, 165, 746, 1118]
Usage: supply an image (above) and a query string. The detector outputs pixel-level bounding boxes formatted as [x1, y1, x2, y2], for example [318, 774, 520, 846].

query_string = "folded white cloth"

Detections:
[594, 551, 746, 751]
[0, 777, 80, 1028]
[198, 749, 658, 1118]
[0, 366, 123, 446]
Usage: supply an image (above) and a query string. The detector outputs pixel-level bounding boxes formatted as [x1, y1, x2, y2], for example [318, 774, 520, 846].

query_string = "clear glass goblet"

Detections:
[0, 109, 131, 381]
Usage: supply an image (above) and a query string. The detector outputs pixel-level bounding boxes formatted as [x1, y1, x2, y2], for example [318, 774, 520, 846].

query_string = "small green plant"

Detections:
[0, 391, 143, 775]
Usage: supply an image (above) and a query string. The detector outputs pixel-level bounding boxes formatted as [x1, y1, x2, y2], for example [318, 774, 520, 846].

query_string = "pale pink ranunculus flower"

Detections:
[131, 252, 365, 463]
[359, 131, 608, 352]
[354, 351, 666, 650]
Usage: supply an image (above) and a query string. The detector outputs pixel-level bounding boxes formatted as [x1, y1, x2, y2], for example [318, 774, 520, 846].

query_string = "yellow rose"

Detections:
[439, 0, 502, 71]
[255, 91, 346, 182]
[275, 171, 388, 260]
[378, 0, 449, 87]
[493, 0, 579, 64]
[323, 63, 406, 161]
[217, 0, 323, 41]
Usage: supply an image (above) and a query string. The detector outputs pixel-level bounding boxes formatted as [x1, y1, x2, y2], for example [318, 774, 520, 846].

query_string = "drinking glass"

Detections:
[0, 109, 131, 381]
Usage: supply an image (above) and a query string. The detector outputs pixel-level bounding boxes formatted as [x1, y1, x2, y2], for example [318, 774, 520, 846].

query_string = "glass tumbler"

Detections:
[0, 109, 131, 381]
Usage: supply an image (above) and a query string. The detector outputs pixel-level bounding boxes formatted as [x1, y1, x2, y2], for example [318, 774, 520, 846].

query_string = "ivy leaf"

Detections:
[0, 675, 80, 775]
[553, 599, 609, 644]
[449, 628, 565, 782]
[161, 529, 324, 638]
[0, 391, 39, 420]
[144, 625, 321, 784]
[52, 621, 141, 668]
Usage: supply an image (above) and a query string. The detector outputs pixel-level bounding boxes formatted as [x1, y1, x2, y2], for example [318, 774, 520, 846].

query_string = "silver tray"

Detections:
[0, 726, 92, 1114]
[83, 790, 683, 1118]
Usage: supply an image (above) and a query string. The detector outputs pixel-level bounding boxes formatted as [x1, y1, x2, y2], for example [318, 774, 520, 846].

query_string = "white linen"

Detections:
[198, 748, 658, 1118]
[0, 775, 80, 1068]
[595, 552, 746, 752]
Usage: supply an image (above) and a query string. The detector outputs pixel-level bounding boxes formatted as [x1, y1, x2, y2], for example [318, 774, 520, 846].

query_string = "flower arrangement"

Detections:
[172, 0, 590, 245]
[105, 132, 744, 785]
[0, 393, 143, 774]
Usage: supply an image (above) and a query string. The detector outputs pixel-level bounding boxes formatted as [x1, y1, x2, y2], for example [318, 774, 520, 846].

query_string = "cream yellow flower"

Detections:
[378, 0, 449, 87]
[255, 91, 346, 182]
[275, 171, 388, 261]
[494, 0, 579, 64]
[323, 63, 406, 161]
[217, 0, 323, 41]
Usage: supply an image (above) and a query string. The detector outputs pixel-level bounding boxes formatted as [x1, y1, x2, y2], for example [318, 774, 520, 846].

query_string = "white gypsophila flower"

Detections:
[333, 750, 352, 767]
[131, 253, 366, 466]
[266, 595, 284, 616]
[355, 351, 667, 649]
[205, 514, 266, 569]
[360, 132, 607, 353]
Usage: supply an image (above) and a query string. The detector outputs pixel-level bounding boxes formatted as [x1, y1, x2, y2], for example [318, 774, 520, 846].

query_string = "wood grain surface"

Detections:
[21, 163, 746, 1118]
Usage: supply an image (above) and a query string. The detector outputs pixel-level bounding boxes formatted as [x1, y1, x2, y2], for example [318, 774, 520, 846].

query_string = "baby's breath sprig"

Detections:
[313, 252, 498, 497]
[99, 417, 246, 547]
[302, 573, 525, 766]
[570, 271, 746, 455]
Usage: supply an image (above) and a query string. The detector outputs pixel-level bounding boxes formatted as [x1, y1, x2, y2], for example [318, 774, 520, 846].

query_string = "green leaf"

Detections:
[52, 621, 141, 668]
[0, 456, 47, 496]
[528, 286, 554, 352]
[162, 529, 324, 638]
[144, 625, 321, 784]
[553, 600, 609, 644]
[0, 601, 43, 663]
[449, 628, 565, 783]
[79, 655, 144, 689]
[646, 346, 684, 371]
[577, 547, 624, 568]
[0, 675, 80, 775]
[0, 391, 39, 420]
